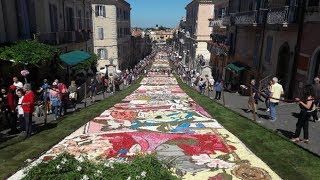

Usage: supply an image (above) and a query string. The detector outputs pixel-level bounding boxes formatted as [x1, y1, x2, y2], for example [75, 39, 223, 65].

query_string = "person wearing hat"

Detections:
[38, 79, 51, 114]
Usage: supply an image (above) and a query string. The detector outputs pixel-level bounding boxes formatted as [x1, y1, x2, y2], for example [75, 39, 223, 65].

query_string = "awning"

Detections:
[59, 50, 91, 66]
[227, 63, 245, 73]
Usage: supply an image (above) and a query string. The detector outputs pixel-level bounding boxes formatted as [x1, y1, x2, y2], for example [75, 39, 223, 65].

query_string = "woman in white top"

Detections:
[16, 89, 25, 132]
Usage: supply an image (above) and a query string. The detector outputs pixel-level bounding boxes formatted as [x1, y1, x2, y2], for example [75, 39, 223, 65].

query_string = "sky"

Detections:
[127, 0, 191, 28]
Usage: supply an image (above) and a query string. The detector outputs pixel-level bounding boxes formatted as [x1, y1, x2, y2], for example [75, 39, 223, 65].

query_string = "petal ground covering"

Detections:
[10, 52, 280, 179]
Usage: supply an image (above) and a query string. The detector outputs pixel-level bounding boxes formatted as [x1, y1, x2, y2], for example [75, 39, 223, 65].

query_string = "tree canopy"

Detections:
[0, 40, 59, 65]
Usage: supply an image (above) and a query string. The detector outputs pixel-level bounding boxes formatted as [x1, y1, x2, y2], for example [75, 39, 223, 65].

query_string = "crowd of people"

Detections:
[0, 50, 157, 139]
[176, 62, 320, 144]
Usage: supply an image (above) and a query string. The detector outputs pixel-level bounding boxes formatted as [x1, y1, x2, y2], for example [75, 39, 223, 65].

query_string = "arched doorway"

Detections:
[308, 48, 320, 83]
[276, 42, 290, 90]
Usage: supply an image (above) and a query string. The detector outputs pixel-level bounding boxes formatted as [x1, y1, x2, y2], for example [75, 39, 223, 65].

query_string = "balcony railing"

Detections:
[37, 31, 91, 45]
[306, 6, 320, 13]
[235, 11, 257, 25]
[234, 9, 268, 26]
[267, 6, 297, 25]
[209, 19, 225, 28]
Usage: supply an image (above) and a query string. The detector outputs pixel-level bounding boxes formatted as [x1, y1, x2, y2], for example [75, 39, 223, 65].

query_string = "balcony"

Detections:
[222, 15, 235, 26]
[209, 18, 226, 28]
[207, 41, 230, 56]
[235, 9, 268, 26]
[37, 31, 91, 46]
[267, 6, 297, 26]
[235, 11, 257, 25]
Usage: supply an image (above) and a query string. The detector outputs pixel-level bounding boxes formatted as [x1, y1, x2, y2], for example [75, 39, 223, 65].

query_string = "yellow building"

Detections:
[149, 30, 174, 43]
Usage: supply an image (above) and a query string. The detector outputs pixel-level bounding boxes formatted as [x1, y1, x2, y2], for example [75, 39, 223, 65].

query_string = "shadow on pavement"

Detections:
[276, 129, 295, 139]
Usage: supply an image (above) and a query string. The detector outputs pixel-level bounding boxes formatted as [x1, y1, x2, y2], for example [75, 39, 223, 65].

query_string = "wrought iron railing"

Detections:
[235, 11, 257, 25]
[209, 19, 224, 27]
[267, 6, 297, 25]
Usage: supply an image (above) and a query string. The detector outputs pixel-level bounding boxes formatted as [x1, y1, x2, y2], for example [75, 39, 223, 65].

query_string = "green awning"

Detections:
[227, 63, 245, 73]
[59, 50, 91, 66]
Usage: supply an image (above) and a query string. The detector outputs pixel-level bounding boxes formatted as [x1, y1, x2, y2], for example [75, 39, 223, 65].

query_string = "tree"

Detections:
[0, 40, 59, 65]
[166, 38, 174, 45]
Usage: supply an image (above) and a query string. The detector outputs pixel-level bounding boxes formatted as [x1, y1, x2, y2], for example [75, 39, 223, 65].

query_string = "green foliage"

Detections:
[0, 40, 58, 65]
[23, 153, 179, 180]
[72, 53, 98, 71]
[166, 38, 174, 45]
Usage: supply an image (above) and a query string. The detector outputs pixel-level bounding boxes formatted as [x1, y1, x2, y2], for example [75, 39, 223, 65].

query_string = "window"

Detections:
[78, 10, 82, 29]
[95, 5, 106, 17]
[264, 36, 273, 63]
[97, 48, 107, 59]
[66, 7, 74, 31]
[98, 27, 104, 40]
[49, 4, 58, 32]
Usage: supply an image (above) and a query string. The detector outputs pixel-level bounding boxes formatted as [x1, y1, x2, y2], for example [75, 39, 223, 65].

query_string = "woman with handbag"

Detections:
[291, 85, 314, 144]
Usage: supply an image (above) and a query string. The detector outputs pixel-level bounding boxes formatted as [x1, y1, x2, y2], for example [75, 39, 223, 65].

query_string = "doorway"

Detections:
[276, 42, 290, 90]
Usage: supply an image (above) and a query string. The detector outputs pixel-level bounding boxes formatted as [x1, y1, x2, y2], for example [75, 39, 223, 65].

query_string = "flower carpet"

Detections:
[10, 56, 281, 179]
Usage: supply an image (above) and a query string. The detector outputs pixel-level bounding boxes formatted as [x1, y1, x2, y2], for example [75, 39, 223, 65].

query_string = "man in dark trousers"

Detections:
[21, 83, 35, 139]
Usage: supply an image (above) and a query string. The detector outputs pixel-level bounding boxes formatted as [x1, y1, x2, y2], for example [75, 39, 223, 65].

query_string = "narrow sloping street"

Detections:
[10, 52, 280, 179]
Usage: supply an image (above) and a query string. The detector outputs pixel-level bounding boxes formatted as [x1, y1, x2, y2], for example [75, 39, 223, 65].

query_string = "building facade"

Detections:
[222, 0, 300, 95]
[149, 30, 174, 43]
[185, 0, 214, 78]
[0, 0, 93, 53]
[92, 0, 131, 72]
[207, 0, 229, 81]
[293, 0, 320, 96]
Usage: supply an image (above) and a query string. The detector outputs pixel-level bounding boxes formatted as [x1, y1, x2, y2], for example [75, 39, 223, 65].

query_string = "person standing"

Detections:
[198, 78, 205, 94]
[312, 77, 320, 122]
[7, 85, 18, 134]
[50, 83, 61, 121]
[215, 80, 222, 100]
[12, 77, 23, 90]
[269, 77, 284, 122]
[21, 83, 35, 138]
[209, 77, 215, 92]
[38, 79, 51, 114]
[16, 89, 25, 132]
[55, 79, 68, 116]
[0, 88, 9, 129]
[88, 79, 97, 102]
[246, 79, 259, 113]
[264, 80, 272, 112]
[68, 81, 78, 111]
[291, 85, 314, 144]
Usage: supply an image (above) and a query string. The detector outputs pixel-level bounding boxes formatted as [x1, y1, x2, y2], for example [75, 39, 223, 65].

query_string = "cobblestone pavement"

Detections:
[186, 83, 320, 156]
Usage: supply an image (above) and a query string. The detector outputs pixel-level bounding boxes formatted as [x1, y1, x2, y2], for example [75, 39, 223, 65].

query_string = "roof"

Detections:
[59, 50, 91, 66]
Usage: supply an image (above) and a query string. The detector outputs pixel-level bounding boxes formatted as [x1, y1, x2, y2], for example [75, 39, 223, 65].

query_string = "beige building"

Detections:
[149, 30, 174, 43]
[0, 0, 93, 53]
[92, 0, 131, 73]
[185, 0, 214, 78]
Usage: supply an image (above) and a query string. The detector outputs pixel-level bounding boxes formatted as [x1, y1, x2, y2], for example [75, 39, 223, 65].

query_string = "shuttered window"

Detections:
[97, 48, 107, 59]
[95, 5, 106, 17]
[98, 27, 104, 40]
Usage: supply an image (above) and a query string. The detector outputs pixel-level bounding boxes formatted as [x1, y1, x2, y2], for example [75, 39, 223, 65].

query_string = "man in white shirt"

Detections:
[13, 77, 23, 89]
[269, 77, 284, 122]
[209, 78, 215, 91]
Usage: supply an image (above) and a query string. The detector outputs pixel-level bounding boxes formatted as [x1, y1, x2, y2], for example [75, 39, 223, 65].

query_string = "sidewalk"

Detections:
[186, 81, 320, 156]
[0, 83, 129, 141]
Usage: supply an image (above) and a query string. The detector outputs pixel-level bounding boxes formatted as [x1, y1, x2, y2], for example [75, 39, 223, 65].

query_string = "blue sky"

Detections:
[127, 0, 191, 28]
